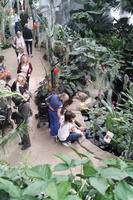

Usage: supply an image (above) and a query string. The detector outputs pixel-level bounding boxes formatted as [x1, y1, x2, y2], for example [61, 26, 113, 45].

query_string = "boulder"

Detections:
[75, 91, 88, 102]
[83, 97, 96, 107]
[78, 139, 115, 160]
[67, 99, 81, 111]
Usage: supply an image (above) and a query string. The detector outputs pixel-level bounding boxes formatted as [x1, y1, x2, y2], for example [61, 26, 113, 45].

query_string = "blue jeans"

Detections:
[48, 109, 59, 136]
[15, 22, 20, 34]
[66, 133, 81, 142]
[25, 41, 32, 55]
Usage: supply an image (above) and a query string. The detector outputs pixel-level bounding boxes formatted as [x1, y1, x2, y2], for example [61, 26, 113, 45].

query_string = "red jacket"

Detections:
[17, 62, 33, 78]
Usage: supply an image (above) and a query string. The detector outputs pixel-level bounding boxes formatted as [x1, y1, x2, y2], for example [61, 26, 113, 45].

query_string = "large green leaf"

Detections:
[54, 153, 73, 166]
[71, 159, 88, 167]
[57, 181, 71, 200]
[83, 53, 96, 60]
[101, 100, 114, 115]
[23, 180, 47, 196]
[53, 175, 69, 183]
[102, 158, 118, 166]
[11, 196, 39, 200]
[0, 178, 20, 198]
[0, 87, 23, 98]
[0, 122, 26, 146]
[88, 11, 102, 15]
[125, 167, 133, 178]
[65, 195, 82, 200]
[89, 177, 109, 195]
[69, 146, 94, 158]
[45, 181, 71, 200]
[26, 164, 52, 180]
[69, 49, 84, 56]
[95, 193, 113, 200]
[83, 161, 97, 177]
[0, 189, 10, 200]
[45, 183, 58, 200]
[70, 73, 86, 80]
[114, 181, 133, 200]
[102, 158, 127, 170]
[100, 167, 128, 180]
[54, 163, 70, 171]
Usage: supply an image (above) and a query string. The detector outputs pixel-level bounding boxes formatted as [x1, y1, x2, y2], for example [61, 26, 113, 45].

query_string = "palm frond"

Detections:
[0, 87, 24, 99]
[0, 122, 29, 147]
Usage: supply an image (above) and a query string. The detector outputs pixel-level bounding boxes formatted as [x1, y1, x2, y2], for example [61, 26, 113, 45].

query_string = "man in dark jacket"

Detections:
[20, 10, 28, 28]
[23, 24, 33, 56]
[12, 96, 32, 150]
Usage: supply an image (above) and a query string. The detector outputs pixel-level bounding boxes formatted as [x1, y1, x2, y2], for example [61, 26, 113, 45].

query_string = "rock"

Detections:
[84, 97, 96, 107]
[67, 99, 86, 126]
[67, 99, 81, 111]
[84, 82, 100, 98]
[74, 111, 86, 126]
[75, 91, 88, 102]
[78, 139, 115, 160]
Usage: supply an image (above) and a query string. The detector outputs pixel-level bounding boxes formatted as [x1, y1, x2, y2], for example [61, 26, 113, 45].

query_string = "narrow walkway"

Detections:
[1, 45, 113, 168]
[1, 46, 90, 167]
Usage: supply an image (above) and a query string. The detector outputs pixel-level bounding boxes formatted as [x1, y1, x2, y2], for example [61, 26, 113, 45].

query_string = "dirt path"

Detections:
[1, 44, 113, 168]
[1, 46, 92, 167]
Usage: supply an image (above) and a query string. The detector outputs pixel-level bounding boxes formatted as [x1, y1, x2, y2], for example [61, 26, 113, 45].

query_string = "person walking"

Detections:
[13, 10, 21, 34]
[13, 31, 25, 57]
[23, 24, 33, 56]
[45, 93, 69, 137]
[17, 54, 33, 83]
[20, 10, 28, 29]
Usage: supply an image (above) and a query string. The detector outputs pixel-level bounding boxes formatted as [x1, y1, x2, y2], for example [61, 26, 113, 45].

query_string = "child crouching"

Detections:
[58, 111, 84, 143]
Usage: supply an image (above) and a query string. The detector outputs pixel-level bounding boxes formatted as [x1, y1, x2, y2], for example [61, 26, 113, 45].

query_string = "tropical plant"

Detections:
[0, 147, 133, 200]
[0, 0, 12, 44]
[81, 88, 133, 159]
[0, 87, 26, 147]
[70, 0, 114, 36]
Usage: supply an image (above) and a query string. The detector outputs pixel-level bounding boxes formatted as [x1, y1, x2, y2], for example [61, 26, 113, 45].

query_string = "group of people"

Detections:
[13, 24, 33, 59]
[0, 53, 33, 150]
[0, 8, 36, 150]
[0, 59, 84, 150]
[0, 17, 33, 150]
[0, 9, 85, 150]
[10, 26, 33, 150]
[46, 93, 85, 144]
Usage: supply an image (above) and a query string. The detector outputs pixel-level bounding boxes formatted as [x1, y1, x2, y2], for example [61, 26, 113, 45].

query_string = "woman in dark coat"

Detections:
[11, 73, 28, 95]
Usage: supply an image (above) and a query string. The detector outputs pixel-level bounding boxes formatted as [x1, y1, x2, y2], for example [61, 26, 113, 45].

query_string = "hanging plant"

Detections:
[33, 23, 39, 28]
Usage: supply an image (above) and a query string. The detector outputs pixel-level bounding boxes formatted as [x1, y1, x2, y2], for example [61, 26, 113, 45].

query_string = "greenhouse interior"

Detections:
[0, 0, 133, 199]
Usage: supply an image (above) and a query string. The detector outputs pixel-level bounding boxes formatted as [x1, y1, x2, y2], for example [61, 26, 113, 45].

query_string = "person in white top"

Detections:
[13, 31, 25, 57]
[58, 111, 83, 143]
[14, 10, 20, 34]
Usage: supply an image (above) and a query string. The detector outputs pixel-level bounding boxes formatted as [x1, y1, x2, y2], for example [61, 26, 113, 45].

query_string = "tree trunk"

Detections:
[1, 8, 6, 43]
